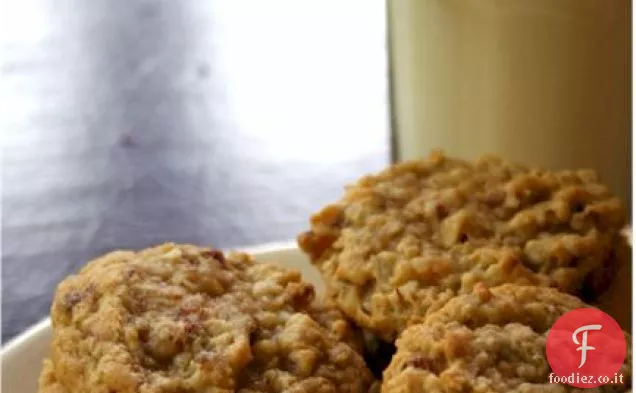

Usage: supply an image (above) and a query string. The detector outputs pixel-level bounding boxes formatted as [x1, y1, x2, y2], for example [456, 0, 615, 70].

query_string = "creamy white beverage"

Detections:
[388, 0, 630, 204]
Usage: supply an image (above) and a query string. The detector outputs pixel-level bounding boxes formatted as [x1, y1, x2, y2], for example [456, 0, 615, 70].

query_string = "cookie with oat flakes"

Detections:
[382, 285, 632, 393]
[298, 151, 629, 341]
[39, 243, 375, 393]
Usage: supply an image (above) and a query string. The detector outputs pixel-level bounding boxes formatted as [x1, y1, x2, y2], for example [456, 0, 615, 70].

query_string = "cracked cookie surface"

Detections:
[382, 285, 632, 393]
[39, 243, 375, 393]
[298, 152, 628, 340]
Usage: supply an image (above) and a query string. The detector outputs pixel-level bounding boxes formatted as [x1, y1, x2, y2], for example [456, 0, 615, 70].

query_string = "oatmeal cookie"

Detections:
[39, 359, 68, 393]
[382, 285, 632, 393]
[424, 283, 586, 329]
[38, 243, 375, 393]
[298, 151, 628, 340]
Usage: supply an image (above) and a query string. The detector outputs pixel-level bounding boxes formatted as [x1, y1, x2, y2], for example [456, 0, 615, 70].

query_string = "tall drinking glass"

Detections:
[388, 0, 631, 205]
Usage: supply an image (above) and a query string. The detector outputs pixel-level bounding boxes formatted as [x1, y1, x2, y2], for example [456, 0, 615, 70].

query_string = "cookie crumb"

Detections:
[473, 282, 492, 301]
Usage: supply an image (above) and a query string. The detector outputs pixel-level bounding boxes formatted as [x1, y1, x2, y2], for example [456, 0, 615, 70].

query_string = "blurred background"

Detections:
[1, 0, 390, 342]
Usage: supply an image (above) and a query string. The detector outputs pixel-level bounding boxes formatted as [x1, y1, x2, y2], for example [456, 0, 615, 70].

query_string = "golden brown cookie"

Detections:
[39, 359, 68, 393]
[424, 283, 586, 330]
[39, 243, 375, 393]
[382, 285, 632, 393]
[298, 151, 629, 340]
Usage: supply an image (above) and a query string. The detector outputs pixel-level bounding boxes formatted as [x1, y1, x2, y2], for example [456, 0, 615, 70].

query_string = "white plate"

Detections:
[1, 242, 319, 393]
[3, 232, 632, 392]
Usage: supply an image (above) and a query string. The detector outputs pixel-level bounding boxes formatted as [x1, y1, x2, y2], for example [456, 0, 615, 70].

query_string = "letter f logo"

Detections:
[572, 324, 602, 368]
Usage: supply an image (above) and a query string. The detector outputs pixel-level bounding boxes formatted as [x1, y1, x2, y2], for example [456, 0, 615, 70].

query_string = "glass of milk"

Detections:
[388, 0, 630, 204]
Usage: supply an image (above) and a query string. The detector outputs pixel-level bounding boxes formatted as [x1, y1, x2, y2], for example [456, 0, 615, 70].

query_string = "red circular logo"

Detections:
[546, 308, 627, 388]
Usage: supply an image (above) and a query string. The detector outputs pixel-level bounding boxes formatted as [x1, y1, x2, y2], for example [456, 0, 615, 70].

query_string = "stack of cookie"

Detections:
[39, 152, 631, 393]
[299, 151, 632, 392]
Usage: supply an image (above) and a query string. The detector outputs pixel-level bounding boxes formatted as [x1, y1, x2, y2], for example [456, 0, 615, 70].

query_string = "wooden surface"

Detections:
[1, 0, 390, 342]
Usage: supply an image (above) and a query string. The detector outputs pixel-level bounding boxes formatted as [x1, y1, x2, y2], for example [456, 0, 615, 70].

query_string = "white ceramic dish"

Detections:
[1, 242, 319, 393]
[3, 231, 632, 392]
